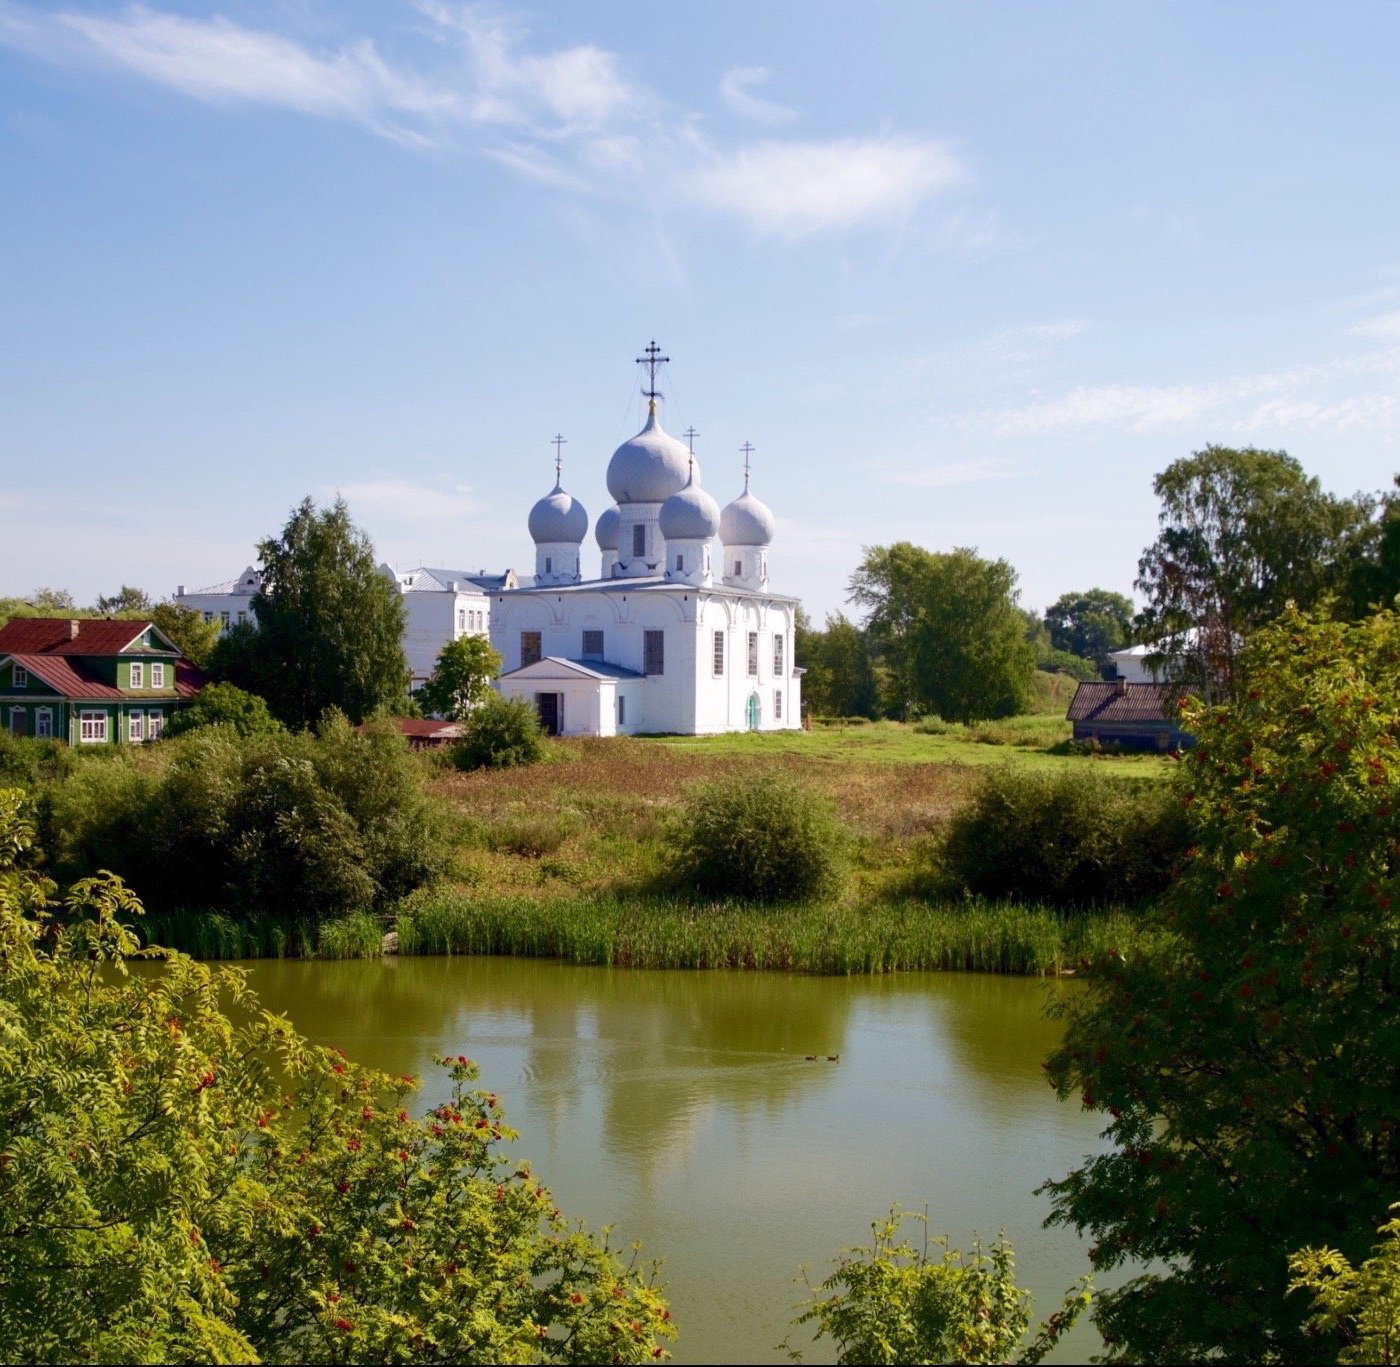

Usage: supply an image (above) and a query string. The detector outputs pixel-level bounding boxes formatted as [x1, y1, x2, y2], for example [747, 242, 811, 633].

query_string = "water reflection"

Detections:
[240, 957, 1109, 1366]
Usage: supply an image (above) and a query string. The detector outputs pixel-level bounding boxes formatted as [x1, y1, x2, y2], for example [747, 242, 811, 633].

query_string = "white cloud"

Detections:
[1351, 310, 1400, 341]
[687, 137, 965, 238]
[719, 66, 796, 125]
[337, 478, 480, 524]
[874, 457, 1015, 488]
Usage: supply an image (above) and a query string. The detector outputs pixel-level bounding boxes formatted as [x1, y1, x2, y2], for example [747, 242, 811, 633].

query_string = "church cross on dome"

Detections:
[551, 433, 566, 485]
[635, 340, 670, 403]
[740, 441, 755, 491]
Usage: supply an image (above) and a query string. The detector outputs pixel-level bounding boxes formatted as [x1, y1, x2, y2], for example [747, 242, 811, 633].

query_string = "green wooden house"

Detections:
[0, 618, 207, 745]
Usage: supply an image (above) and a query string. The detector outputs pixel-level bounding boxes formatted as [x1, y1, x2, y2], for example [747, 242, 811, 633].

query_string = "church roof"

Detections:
[498, 656, 645, 682]
[496, 577, 799, 604]
[606, 403, 693, 505]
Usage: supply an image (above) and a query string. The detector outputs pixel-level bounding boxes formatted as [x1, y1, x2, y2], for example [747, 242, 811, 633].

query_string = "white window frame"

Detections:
[9, 707, 26, 736]
[747, 631, 759, 678]
[712, 630, 725, 677]
[148, 711, 164, 740]
[774, 634, 785, 676]
[129, 661, 144, 689]
[12, 665, 27, 687]
[35, 708, 52, 739]
[151, 663, 165, 688]
[79, 710, 108, 744]
[458, 608, 466, 631]
[129, 711, 144, 743]
[775, 689, 783, 721]
[220, 611, 230, 628]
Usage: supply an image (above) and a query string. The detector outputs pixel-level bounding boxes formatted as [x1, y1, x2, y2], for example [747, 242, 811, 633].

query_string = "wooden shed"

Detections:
[1065, 678, 1193, 751]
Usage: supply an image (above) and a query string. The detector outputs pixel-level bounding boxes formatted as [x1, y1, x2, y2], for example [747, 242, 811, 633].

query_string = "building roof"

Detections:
[375, 718, 466, 740]
[1, 652, 207, 701]
[1066, 681, 1184, 725]
[0, 618, 178, 656]
[382, 565, 513, 594]
[498, 656, 645, 682]
[497, 577, 798, 604]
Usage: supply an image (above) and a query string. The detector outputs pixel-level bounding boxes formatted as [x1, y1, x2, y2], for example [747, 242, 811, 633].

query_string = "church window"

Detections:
[521, 631, 542, 667]
[617, 695, 626, 726]
[633, 525, 646, 558]
[582, 630, 604, 659]
[712, 630, 724, 676]
[773, 634, 785, 675]
[734, 559, 742, 577]
[130, 662, 144, 689]
[675, 554, 684, 572]
[643, 630, 665, 676]
[747, 632, 759, 677]
[775, 689, 783, 721]
[545, 556, 553, 574]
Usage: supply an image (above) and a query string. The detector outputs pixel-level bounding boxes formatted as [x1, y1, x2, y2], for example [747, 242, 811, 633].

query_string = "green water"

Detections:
[240, 957, 1111, 1364]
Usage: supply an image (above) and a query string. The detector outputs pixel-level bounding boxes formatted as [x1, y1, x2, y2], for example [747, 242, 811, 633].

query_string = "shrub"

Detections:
[453, 695, 545, 771]
[163, 681, 285, 738]
[671, 774, 844, 903]
[936, 767, 1187, 909]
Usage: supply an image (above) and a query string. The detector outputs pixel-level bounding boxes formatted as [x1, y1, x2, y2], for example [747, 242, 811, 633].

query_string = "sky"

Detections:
[3, 1, 1400, 623]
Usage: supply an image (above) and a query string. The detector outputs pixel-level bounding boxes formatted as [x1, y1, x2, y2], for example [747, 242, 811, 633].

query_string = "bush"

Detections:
[936, 767, 1187, 909]
[671, 774, 844, 903]
[453, 695, 545, 771]
[163, 681, 285, 738]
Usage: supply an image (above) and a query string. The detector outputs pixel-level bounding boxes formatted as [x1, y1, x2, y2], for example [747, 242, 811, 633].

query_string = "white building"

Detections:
[175, 564, 517, 689]
[491, 354, 803, 736]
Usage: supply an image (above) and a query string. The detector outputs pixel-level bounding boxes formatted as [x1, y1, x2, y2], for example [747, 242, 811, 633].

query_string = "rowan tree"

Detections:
[1043, 608, 1400, 1362]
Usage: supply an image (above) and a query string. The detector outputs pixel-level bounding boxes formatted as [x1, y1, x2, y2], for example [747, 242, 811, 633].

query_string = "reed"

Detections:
[317, 911, 386, 960]
[394, 890, 1160, 976]
[137, 909, 315, 959]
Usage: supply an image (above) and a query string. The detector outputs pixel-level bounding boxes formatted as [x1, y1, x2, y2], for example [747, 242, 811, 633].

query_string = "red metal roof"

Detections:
[3, 652, 209, 702]
[1066, 681, 1183, 725]
[0, 617, 175, 656]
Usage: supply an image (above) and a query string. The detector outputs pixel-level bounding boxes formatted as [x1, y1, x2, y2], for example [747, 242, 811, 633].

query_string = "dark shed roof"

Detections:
[1066, 681, 1184, 725]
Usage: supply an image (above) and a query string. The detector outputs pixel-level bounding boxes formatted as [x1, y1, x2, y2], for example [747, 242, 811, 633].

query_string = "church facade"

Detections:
[491, 350, 802, 736]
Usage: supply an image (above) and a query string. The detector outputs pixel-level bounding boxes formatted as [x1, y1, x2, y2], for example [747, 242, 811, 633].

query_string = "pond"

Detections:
[240, 956, 1113, 1364]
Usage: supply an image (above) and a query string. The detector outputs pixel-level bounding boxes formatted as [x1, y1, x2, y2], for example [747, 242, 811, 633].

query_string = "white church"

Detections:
[491, 345, 803, 736]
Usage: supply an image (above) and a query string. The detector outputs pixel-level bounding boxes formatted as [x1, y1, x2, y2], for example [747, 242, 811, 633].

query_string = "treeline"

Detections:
[798, 444, 1400, 722]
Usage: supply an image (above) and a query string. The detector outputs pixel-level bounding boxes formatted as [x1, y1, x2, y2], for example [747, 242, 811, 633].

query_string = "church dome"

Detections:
[659, 470, 720, 541]
[595, 504, 621, 551]
[528, 484, 588, 544]
[720, 487, 775, 546]
[606, 404, 694, 504]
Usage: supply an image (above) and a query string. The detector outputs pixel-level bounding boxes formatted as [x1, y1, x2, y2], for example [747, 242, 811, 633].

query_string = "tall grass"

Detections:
[396, 890, 1162, 976]
[138, 909, 316, 959]
[318, 911, 386, 959]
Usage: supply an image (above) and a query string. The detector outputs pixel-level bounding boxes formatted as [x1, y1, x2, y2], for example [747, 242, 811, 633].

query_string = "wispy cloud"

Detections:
[687, 136, 965, 238]
[873, 457, 1015, 488]
[719, 66, 796, 125]
[337, 478, 480, 523]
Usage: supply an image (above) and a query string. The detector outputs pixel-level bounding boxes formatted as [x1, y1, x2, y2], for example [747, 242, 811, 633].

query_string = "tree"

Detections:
[0, 789, 674, 1363]
[1043, 589, 1133, 666]
[247, 496, 408, 728]
[1135, 446, 1369, 698]
[1289, 1203, 1400, 1365]
[1042, 608, 1400, 1362]
[95, 584, 153, 615]
[416, 636, 502, 720]
[162, 681, 285, 739]
[850, 543, 1035, 723]
[150, 602, 222, 668]
[797, 613, 878, 719]
[1344, 475, 1400, 620]
[453, 695, 545, 771]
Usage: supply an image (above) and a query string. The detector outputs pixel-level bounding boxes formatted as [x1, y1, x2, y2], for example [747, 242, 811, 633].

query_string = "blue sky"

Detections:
[3, 1, 1400, 622]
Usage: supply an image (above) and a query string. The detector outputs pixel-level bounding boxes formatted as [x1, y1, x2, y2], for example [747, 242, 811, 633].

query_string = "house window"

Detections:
[633, 525, 646, 558]
[458, 608, 466, 631]
[9, 708, 26, 736]
[79, 710, 108, 744]
[129, 662, 144, 689]
[203, 611, 214, 623]
[220, 611, 230, 628]
[148, 711, 164, 740]
[774, 634, 785, 675]
[712, 630, 725, 676]
[582, 630, 604, 660]
[643, 630, 665, 676]
[35, 709, 52, 739]
[617, 695, 626, 726]
[129, 712, 144, 743]
[151, 663, 165, 688]
[747, 631, 759, 677]
[521, 631, 542, 667]
[775, 689, 783, 721]
[237, 611, 247, 624]
[12, 666, 27, 687]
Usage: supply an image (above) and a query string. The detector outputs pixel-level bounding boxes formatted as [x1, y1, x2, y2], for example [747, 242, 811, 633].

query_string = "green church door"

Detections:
[746, 693, 759, 731]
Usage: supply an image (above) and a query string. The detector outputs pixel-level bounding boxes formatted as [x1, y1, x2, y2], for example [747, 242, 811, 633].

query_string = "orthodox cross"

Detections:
[740, 441, 755, 491]
[551, 433, 566, 483]
[683, 427, 699, 454]
[635, 340, 669, 401]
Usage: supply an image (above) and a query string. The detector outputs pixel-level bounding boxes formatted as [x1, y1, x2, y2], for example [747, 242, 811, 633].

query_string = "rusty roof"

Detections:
[1066, 681, 1185, 725]
[3, 652, 208, 702]
[0, 617, 177, 656]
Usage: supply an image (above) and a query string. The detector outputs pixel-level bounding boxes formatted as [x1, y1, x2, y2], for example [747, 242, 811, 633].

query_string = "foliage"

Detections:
[454, 694, 546, 770]
[1135, 445, 1370, 699]
[936, 767, 1188, 909]
[151, 601, 223, 668]
[797, 612, 879, 719]
[94, 584, 154, 615]
[1290, 1203, 1400, 1365]
[671, 774, 844, 903]
[1036, 648, 1099, 681]
[1346, 475, 1400, 620]
[51, 714, 445, 928]
[0, 590, 88, 631]
[850, 543, 1035, 723]
[1044, 589, 1134, 665]
[789, 1207, 1090, 1365]
[163, 681, 285, 739]
[0, 731, 78, 793]
[1042, 607, 1400, 1362]
[0, 790, 674, 1363]
[417, 635, 503, 720]
[217, 496, 409, 727]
